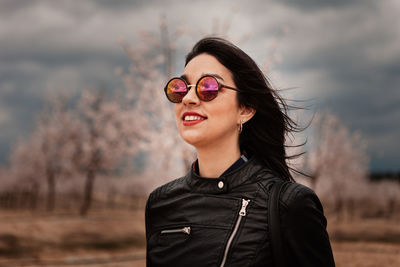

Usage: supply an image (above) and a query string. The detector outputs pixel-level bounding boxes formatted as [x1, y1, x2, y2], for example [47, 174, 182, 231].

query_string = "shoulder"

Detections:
[257, 175, 323, 214]
[252, 169, 323, 212]
[253, 168, 316, 202]
[255, 171, 325, 221]
[279, 181, 327, 229]
[280, 182, 322, 211]
[146, 175, 187, 207]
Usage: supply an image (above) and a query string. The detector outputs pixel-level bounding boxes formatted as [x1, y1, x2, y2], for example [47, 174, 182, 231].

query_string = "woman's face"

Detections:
[174, 53, 242, 149]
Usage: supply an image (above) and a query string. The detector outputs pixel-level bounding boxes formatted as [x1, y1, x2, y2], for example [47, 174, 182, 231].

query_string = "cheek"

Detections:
[214, 113, 237, 129]
[209, 102, 239, 127]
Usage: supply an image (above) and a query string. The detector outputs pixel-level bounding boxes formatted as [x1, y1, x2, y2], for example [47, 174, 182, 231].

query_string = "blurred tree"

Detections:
[308, 112, 369, 220]
[6, 92, 144, 215]
[372, 180, 400, 218]
[7, 98, 79, 211]
[36, 99, 79, 211]
[7, 136, 43, 209]
[74, 91, 143, 216]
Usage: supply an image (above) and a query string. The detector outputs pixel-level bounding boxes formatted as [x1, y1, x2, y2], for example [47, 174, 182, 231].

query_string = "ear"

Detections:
[238, 105, 256, 124]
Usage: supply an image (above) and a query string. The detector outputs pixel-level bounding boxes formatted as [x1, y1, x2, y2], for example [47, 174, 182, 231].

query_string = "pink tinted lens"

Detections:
[166, 78, 187, 103]
[197, 76, 219, 101]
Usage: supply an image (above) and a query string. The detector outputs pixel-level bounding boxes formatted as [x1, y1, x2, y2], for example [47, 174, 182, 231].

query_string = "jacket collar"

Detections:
[185, 156, 265, 194]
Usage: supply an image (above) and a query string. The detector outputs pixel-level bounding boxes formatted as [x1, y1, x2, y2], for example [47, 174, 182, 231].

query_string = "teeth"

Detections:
[184, 115, 206, 121]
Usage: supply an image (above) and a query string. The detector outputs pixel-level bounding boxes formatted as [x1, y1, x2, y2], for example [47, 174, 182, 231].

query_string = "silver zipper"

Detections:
[161, 226, 191, 235]
[220, 199, 250, 267]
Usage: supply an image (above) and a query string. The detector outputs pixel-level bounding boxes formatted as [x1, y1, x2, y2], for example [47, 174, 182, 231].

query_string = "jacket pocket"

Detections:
[157, 225, 191, 247]
[149, 224, 232, 266]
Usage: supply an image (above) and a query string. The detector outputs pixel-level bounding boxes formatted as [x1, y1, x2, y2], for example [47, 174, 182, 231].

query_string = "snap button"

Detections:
[218, 181, 224, 189]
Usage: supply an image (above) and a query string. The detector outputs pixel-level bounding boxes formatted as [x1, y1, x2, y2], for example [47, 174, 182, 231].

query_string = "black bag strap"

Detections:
[268, 180, 289, 267]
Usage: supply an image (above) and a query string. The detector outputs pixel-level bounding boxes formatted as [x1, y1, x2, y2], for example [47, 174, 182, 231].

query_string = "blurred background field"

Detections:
[1, 0, 400, 266]
[0, 202, 400, 266]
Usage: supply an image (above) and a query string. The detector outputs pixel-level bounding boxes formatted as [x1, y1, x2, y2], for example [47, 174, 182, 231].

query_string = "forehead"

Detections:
[182, 53, 233, 82]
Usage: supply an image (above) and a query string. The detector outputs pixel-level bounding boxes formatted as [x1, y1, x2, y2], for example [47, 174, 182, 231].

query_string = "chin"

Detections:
[180, 132, 207, 147]
[181, 136, 203, 147]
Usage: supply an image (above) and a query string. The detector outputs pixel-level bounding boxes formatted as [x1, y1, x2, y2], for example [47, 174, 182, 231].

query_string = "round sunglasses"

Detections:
[164, 75, 240, 103]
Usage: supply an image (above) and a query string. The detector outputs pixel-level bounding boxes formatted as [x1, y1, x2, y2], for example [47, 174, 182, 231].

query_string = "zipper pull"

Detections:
[239, 199, 250, 216]
[160, 226, 191, 235]
[182, 226, 191, 235]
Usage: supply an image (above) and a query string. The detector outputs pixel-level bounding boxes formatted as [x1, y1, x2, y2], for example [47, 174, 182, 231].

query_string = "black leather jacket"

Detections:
[145, 156, 335, 267]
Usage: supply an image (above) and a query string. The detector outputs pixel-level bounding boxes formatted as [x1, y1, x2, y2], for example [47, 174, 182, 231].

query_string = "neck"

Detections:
[196, 137, 241, 178]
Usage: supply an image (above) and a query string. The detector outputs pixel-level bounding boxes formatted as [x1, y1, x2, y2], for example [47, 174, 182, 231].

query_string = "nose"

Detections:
[182, 84, 200, 105]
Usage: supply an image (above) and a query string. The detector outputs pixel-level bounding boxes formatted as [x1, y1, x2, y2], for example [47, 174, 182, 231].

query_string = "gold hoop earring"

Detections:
[238, 119, 244, 134]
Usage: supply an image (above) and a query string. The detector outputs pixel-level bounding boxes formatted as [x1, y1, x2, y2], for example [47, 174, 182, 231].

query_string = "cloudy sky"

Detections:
[1, 0, 399, 172]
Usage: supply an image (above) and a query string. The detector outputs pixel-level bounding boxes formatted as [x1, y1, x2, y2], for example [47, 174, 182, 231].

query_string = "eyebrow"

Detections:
[180, 73, 225, 83]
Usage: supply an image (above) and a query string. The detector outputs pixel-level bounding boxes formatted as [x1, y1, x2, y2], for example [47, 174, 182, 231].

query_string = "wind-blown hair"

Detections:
[185, 37, 303, 181]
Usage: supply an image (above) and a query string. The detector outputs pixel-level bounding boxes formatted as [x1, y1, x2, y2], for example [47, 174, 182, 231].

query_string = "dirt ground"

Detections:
[0, 209, 399, 266]
[332, 241, 400, 267]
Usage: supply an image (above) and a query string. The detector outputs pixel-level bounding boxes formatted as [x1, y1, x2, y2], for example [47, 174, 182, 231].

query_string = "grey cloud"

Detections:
[0, 0, 35, 15]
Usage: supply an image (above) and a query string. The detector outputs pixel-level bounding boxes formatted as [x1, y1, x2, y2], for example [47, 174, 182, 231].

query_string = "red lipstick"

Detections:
[182, 112, 207, 126]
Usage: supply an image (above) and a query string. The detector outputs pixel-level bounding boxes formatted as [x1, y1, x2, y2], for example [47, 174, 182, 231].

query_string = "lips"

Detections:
[182, 112, 207, 126]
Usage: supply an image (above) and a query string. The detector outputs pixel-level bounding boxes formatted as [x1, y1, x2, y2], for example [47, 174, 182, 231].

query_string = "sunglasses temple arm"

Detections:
[223, 85, 241, 92]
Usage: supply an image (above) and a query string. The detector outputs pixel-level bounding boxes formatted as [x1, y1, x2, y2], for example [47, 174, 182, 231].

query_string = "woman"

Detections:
[145, 37, 335, 267]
